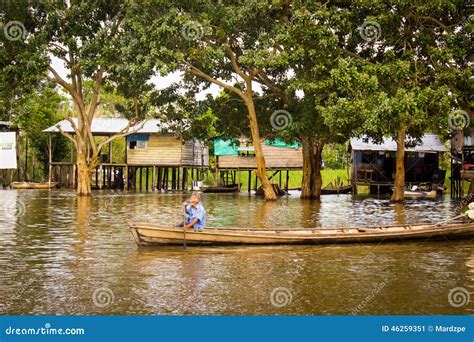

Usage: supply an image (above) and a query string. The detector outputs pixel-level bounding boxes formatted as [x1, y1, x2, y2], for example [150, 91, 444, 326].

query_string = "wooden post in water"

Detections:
[157, 167, 162, 190]
[237, 169, 241, 190]
[177, 167, 181, 191]
[248, 170, 251, 193]
[285, 170, 289, 191]
[139, 166, 143, 191]
[124, 166, 128, 190]
[145, 167, 149, 191]
[163, 167, 168, 191]
[48, 135, 52, 187]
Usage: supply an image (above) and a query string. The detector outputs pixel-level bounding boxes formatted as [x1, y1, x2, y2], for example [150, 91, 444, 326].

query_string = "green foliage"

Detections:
[14, 84, 69, 172]
[323, 144, 349, 170]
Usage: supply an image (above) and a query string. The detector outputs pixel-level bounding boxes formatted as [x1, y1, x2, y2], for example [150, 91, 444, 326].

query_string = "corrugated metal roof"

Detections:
[350, 134, 447, 153]
[129, 119, 171, 133]
[43, 118, 129, 134]
[43, 118, 170, 135]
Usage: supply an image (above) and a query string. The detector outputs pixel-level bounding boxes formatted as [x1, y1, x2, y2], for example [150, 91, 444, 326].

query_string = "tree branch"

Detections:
[255, 70, 294, 105]
[55, 124, 77, 148]
[226, 45, 248, 81]
[184, 62, 245, 99]
[95, 120, 146, 156]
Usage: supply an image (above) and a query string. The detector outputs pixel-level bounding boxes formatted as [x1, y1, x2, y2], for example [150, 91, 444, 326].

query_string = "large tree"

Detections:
[220, 1, 371, 199]
[129, 0, 283, 200]
[2, 0, 156, 195]
[322, 0, 464, 201]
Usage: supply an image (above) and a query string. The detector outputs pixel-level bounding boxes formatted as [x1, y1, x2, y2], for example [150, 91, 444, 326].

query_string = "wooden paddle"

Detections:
[182, 202, 187, 249]
[435, 213, 467, 227]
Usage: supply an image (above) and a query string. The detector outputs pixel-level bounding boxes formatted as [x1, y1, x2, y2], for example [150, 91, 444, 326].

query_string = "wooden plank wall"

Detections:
[127, 135, 182, 165]
[127, 134, 210, 166]
[218, 143, 303, 169]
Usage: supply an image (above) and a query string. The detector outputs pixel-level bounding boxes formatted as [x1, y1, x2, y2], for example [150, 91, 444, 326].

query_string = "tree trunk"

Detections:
[301, 136, 324, 199]
[391, 127, 406, 202]
[301, 137, 312, 199]
[312, 145, 323, 198]
[76, 148, 92, 196]
[245, 98, 276, 200]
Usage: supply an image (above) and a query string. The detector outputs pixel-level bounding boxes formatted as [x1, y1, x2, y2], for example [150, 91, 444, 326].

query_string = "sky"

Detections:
[52, 56, 227, 101]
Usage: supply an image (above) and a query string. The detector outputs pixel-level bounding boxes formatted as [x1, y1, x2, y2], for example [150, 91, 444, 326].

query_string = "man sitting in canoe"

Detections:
[179, 193, 206, 230]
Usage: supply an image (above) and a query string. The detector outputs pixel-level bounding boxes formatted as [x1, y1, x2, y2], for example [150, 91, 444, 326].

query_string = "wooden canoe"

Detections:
[200, 184, 240, 193]
[11, 181, 57, 189]
[128, 221, 474, 247]
[321, 185, 352, 195]
[404, 190, 437, 199]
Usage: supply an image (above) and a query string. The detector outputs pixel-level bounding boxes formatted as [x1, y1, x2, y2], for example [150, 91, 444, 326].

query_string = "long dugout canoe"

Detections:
[128, 221, 474, 247]
[11, 181, 57, 189]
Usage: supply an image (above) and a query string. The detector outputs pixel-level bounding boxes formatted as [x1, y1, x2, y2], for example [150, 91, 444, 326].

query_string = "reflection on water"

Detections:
[0, 190, 472, 315]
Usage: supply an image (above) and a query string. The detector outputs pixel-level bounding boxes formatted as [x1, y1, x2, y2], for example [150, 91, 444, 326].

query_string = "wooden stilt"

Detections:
[145, 167, 149, 191]
[237, 169, 241, 190]
[248, 170, 251, 193]
[48, 135, 52, 187]
[59, 165, 63, 188]
[181, 167, 186, 190]
[157, 167, 162, 190]
[177, 167, 181, 190]
[171, 168, 176, 190]
[139, 167, 143, 191]
[124, 166, 129, 190]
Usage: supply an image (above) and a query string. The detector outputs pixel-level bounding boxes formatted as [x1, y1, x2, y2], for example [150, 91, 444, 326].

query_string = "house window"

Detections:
[129, 140, 147, 149]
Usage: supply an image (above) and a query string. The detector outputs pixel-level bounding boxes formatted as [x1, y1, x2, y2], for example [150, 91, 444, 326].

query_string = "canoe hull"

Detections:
[11, 182, 57, 189]
[200, 186, 239, 193]
[128, 221, 474, 247]
[404, 190, 437, 199]
[321, 185, 352, 195]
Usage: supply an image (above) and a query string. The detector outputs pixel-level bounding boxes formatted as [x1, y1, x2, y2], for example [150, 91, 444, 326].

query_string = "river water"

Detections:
[0, 190, 473, 315]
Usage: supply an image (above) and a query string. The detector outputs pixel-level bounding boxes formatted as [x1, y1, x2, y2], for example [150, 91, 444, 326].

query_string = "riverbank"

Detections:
[202, 169, 469, 194]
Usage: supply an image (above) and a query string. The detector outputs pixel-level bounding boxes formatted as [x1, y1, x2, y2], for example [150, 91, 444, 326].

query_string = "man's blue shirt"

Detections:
[185, 204, 206, 229]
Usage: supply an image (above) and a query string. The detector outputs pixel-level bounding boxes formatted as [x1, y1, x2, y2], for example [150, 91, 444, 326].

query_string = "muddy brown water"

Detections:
[0, 190, 472, 315]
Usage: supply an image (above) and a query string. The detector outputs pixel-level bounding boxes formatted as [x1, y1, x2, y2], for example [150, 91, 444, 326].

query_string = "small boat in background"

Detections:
[321, 176, 352, 195]
[11, 181, 57, 190]
[321, 185, 352, 195]
[403, 185, 438, 199]
[128, 221, 474, 247]
[200, 184, 240, 193]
